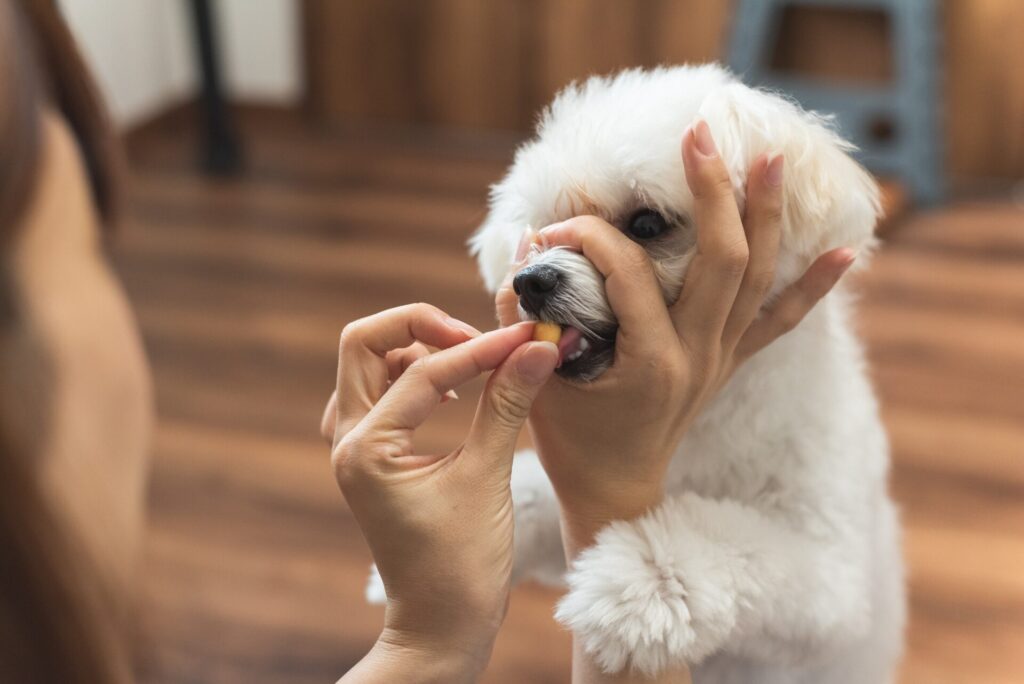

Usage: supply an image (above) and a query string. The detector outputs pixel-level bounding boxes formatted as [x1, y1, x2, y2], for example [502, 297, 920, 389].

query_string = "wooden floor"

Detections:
[119, 110, 1024, 684]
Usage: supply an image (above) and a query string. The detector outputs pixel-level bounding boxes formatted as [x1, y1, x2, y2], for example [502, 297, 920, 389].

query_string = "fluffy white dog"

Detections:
[369, 63, 905, 682]
[471, 64, 904, 682]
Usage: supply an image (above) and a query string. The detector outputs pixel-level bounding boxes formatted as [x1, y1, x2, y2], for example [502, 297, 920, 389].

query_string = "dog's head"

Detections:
[470, 64, 880, 381]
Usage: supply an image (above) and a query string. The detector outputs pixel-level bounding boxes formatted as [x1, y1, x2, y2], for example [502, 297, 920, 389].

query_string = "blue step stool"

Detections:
[728, 0, 944, 204]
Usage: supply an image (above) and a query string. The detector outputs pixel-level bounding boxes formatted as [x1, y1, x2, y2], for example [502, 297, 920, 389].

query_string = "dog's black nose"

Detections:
[513, 265, 560, 315]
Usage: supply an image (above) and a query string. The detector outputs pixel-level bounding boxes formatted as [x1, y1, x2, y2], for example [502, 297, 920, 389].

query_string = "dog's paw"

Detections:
[365, 564, 387, 605]
[554, 495, 738, 675]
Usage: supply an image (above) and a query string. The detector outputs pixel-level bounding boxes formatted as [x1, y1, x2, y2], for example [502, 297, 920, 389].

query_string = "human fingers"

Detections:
[386, 343, 460, 405]
[671, 121, 749, 342]
[535, 216, 676, 352]
[495, 271, 521, 328]
[734, 248, 855, 363]
[386, 343, 432, 382]
[463, 341, 558, 471]
[322, 341, 438, 447]
[364, 322, 536, 434]
[494, 228, 535, 328]
[720, 153, 785, 349]
[336, 304, 480, 436]
[320, 390, 337, 445]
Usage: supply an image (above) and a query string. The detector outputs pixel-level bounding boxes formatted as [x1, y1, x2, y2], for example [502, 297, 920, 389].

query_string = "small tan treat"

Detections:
[533, 321, 562, 344]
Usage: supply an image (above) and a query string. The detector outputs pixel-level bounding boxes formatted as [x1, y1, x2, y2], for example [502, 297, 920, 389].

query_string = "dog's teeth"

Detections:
[578, 338, 591, 352]
[567, 350, 583, 362]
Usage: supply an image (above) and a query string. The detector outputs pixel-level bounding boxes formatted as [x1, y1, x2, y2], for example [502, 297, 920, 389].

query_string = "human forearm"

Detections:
[559, 491, 664, 565]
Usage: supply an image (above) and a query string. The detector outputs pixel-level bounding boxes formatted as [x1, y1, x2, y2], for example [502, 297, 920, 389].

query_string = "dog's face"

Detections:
[471, 65, 880, 381]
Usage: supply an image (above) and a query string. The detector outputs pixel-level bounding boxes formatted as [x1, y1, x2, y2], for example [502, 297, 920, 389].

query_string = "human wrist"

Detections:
[387, 591, 506, 673]
[343, 624, 495, 683]
[559, 489, 663, 560]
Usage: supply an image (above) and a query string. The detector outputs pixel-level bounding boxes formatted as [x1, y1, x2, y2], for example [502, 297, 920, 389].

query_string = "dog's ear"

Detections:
[468, 193, 523, 294]
[699, 83, 881, 268]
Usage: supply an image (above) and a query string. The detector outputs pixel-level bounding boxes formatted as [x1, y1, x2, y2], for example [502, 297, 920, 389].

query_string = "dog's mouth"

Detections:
[527, 318, 617, 381]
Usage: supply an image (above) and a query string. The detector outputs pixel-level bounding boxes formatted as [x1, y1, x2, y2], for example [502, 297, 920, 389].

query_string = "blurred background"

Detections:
[59, 0, 1022, 682]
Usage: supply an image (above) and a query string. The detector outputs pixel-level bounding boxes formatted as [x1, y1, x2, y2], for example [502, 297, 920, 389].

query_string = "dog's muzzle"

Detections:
[513, 250, 617, 381]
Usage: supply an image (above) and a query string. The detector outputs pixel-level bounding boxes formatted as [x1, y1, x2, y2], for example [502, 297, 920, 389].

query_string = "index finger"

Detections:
[335, 303, 480, 436]
[534, 216, 676, 351]
[365, 322, 535, 432]
[671, 121, 750, 341]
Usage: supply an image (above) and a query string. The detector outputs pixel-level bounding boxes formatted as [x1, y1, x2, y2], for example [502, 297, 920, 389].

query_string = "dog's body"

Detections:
[507, 300, 904, 682]
[370, 63, 905, 681]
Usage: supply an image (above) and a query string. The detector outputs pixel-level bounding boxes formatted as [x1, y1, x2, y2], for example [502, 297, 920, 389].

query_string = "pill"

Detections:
[533, 322, 562, 344]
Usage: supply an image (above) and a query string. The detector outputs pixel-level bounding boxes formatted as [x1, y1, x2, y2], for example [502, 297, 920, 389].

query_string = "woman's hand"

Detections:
[496, 121, 854, 554]
[323, 304, 558, 683]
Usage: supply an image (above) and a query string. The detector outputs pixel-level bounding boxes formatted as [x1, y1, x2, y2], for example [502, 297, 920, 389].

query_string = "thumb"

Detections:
[464, 341, 558, 466]
[495, 273, 521, 328]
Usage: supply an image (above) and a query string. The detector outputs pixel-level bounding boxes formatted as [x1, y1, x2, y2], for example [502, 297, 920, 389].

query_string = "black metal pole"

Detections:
[189, 0, 242, 175]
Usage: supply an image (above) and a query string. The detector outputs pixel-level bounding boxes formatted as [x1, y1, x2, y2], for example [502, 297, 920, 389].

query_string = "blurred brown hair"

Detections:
[0, 0, 129, 681]
[0, 0, 121, 231]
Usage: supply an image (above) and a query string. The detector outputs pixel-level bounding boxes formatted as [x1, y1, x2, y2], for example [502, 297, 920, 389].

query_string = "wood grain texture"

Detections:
[303, 0, 1024, 181]
[943, 0, 1024, 179]
[301, 0, 730, 131]
[122, 108, 1024, 683]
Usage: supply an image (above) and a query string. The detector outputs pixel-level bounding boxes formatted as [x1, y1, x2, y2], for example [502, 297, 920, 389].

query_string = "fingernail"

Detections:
[515, 342, 558, 383]
[443, 389, 459, 401]
[765, 154, 784, 187]
[514, 228, 534, 263]
[693, 120, 718, 158]
[443, 316, 482, 338]
[537, 220, 563, 237]
[838, 249, 856, 271]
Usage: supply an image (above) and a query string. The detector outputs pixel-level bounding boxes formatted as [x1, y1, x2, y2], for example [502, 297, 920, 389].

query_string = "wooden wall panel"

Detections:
[648, 1, 733, 68]
[415, 0, 528, 129]
[303, 0, 1024, 181]
[532, 0, 650, 99]
[305, 0, 528, 128]
[303, 0, 726, 131]
[944, 0, 1024, 179]
[770, 6, 893, 83]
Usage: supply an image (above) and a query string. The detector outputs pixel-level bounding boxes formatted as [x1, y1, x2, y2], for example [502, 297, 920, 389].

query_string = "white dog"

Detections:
[369, 63, 905, 682]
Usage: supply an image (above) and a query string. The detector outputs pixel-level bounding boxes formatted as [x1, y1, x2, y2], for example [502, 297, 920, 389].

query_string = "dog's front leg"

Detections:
[554, 491, 871, 676]
[510, 450, 567, 586]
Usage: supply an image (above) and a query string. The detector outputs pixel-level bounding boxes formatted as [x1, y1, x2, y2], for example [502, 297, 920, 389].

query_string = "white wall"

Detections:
[218, 0, 302, 103]
[57, 0, 301, 128]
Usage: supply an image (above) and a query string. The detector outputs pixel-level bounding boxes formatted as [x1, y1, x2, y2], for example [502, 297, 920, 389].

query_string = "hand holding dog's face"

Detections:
[475, 65, 879, 385]
[496, 124, 854, 547]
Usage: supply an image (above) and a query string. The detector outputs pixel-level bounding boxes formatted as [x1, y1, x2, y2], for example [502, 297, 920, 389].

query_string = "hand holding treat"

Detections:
[321, 305, 558, 682]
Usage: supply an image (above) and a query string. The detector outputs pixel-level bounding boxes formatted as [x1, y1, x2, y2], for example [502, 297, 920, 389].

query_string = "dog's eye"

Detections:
[626, 209, 668, 240]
